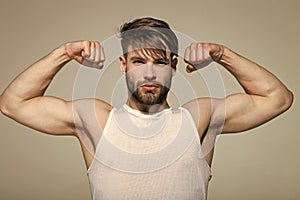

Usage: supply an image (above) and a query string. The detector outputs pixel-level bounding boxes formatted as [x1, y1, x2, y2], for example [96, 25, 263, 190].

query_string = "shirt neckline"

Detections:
[122, 104, 172, 119]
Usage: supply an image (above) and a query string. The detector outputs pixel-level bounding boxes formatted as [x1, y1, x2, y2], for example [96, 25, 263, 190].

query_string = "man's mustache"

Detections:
[137, 80, 163, 88]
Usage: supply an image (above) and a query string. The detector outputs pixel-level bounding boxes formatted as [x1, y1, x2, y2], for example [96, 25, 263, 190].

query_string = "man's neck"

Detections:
[127, 98, 170, 114]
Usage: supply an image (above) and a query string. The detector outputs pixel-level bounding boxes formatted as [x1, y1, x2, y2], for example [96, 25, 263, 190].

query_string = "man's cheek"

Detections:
[128, 76, 140, 89]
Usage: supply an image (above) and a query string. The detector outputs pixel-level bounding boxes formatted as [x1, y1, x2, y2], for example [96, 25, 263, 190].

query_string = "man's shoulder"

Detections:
[73, 98, 112, 119]
[181, 98, 213, 135]
[73, 98, 113, 134]
[182, 98, 212, 115]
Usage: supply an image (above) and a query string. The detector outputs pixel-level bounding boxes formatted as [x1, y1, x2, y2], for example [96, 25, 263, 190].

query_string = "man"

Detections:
[0, 17, 293, 200]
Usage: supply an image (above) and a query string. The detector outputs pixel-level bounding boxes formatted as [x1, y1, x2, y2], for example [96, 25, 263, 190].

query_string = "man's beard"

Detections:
[126, 77, 170, 105]
[132, 86, 169, 105]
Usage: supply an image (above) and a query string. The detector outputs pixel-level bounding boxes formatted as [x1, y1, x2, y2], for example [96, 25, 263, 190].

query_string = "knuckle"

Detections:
[190, 42, 197, 49]
[83, 40, 90, 46]
[197, 43, 202, 49]
[94, 41, 100, 48]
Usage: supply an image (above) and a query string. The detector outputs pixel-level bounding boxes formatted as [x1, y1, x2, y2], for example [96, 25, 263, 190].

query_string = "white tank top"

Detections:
[87, 105, 212, 200]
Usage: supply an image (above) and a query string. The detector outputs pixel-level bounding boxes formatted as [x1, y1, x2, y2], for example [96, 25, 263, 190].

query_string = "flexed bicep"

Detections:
[3, 96, 77, 135]
[220, 92, 290, 134]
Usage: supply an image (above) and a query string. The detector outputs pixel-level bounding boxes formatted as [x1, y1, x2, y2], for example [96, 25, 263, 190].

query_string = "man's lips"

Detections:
[140, 83, 159, 91]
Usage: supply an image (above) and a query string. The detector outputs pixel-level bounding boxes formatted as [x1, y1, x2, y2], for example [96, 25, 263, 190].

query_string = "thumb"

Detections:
[186, 64, 196, 73]
[73, 55, 84, 64]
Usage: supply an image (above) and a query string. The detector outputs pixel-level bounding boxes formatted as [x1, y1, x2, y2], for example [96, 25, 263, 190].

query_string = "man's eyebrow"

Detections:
[130, 56, 146, 61]
[129, 56, 170, 63]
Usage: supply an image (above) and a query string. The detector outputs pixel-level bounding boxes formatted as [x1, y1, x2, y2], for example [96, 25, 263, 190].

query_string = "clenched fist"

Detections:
[184, 43, 224, 73]
[64, 40, 105, 69]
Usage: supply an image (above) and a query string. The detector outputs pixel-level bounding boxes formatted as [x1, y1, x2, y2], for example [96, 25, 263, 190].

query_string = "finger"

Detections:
[74, 55, 84, 63]
[189, 43, 197, 62]
[196, 43, 203, 61]
[89, 42, 96, 60]
[184, 46, 190, 64]
[81, 41, 91, 57]
[94, 41, 100, 62]
[100, 45, 105, 62]
[81, 59, 101, 69]
[201, 43, 211, 60]
[186, 64, 196, 73]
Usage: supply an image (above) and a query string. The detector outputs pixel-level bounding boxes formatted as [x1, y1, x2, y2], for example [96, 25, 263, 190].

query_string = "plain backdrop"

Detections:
[0, 0, 299, 199]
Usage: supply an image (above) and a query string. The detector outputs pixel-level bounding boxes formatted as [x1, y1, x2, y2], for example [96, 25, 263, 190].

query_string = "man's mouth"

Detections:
[140, 83, 159, 91]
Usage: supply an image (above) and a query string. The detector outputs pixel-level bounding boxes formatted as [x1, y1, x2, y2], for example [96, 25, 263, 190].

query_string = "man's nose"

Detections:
[143, 63, 156, 80]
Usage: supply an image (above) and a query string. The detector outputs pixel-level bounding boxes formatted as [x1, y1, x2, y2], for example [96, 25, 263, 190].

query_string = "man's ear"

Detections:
[119, 55, 126, 74]
[171, 58, 178, 76]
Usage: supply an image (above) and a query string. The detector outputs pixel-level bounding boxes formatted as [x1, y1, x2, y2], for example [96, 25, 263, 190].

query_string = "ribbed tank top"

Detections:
[87, 105, 212, 200]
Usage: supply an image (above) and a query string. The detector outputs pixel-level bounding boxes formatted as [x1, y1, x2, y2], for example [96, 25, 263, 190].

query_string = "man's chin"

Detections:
[138, 93, 158, 105]
[130, 91, 157, 105]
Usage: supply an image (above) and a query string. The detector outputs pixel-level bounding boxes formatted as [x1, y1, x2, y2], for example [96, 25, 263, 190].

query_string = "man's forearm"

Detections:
[0, 40, 104, 115]
[0, 45, 70, 111]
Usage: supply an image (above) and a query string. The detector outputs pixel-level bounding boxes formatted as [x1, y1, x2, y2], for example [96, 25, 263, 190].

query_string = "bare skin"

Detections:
[0, 40, 293, 169]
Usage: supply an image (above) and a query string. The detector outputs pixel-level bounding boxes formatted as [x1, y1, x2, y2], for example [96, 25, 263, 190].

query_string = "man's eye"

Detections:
[155, 61, 167, 65]
[133, 60, 144, 64]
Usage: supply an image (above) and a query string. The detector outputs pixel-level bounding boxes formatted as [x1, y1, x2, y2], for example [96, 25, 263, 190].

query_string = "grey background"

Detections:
[0, 0, 299, 199]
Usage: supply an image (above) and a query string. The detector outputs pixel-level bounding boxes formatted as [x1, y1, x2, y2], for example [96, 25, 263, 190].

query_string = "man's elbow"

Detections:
[0, 95, 16, 117]
[0, 95, 9, 116]
[278, 89, 294, 113]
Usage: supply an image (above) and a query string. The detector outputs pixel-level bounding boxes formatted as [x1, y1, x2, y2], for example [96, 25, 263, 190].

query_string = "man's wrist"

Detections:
[50, 44, 72, 66]
[209, 43, 225, 63]
[217, 46, 235, 67]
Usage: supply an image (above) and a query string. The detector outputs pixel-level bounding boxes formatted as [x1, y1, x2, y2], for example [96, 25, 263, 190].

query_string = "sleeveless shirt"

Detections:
[87, 105, 212, 200]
